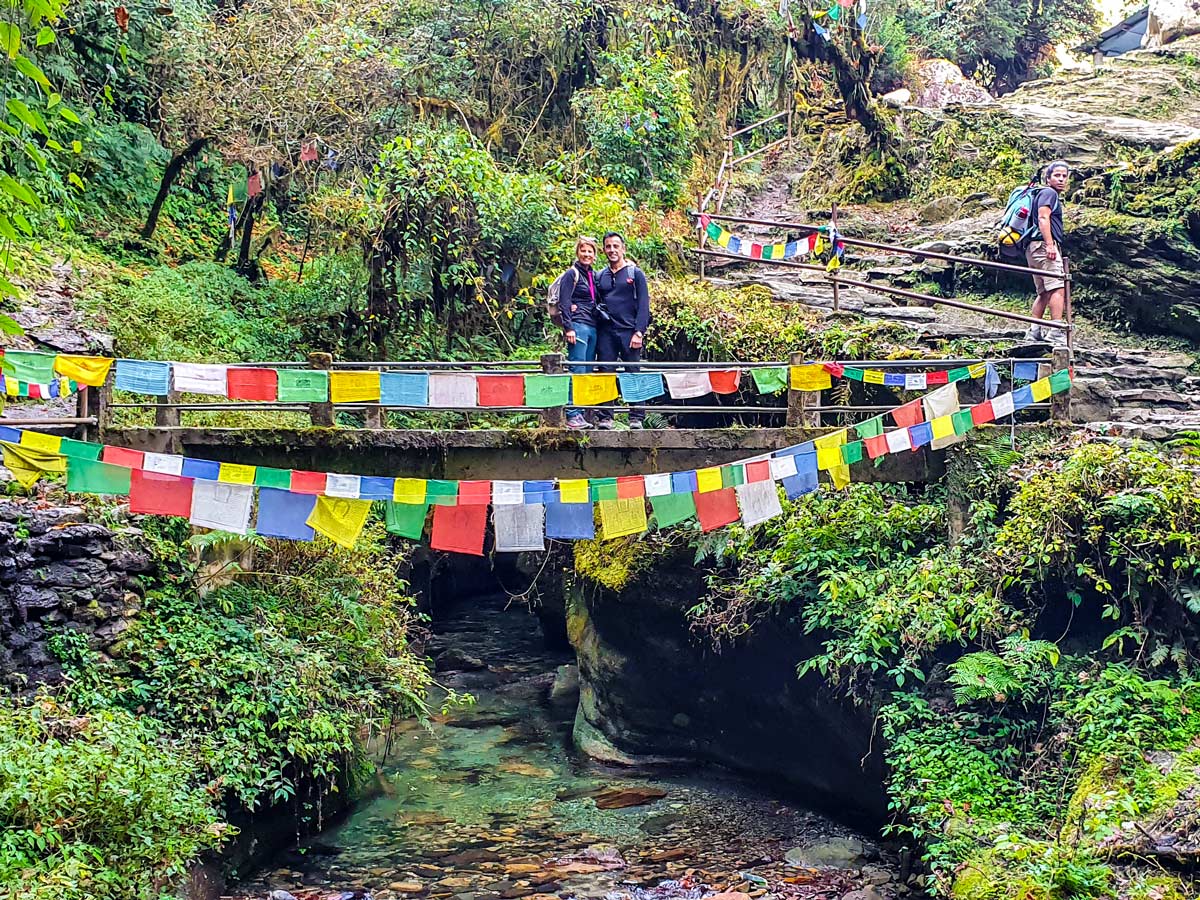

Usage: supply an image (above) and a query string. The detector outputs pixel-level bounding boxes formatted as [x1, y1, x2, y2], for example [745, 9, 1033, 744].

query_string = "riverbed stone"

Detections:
[785, 837, 868, 869]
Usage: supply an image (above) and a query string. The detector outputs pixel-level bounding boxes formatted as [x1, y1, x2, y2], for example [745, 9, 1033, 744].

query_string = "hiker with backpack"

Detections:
[593, 231, 651, 430]
[997, 161, 1070, 345]
[552, 236, 602, 430]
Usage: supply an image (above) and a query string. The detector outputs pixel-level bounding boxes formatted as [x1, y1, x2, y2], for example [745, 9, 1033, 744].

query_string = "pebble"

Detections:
[390, 883, 426, 893]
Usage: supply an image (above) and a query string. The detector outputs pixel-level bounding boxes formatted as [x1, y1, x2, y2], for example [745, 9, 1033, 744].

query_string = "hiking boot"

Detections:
[594, 418, 615, 430]
[1045, 326, 1068, 347]
[566, 413, 592, 430]
[629, 420, 644, 430]
[1024, 323, 1044, 343]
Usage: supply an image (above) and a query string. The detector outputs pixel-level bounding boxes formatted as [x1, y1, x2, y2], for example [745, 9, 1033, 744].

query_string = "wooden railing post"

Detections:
[1051, 347, 1071, 423]
[786, 351, 820, 427]
[540, 352, 565, 428]
[155, 370, 180, 429]
[308, 352, 334, 427]
[364, 367, 384, 429]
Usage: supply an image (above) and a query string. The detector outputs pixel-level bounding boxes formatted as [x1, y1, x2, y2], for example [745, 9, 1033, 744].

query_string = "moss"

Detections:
[951, 854, 1007, 900]
[572, 537, 657, 592]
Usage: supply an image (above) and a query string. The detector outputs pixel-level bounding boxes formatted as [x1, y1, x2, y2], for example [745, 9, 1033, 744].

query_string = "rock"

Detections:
[784, 837, 869, 870]
[918, 196, 963, 224]
[589, 785, 668, 809]
[269, 892, 299, 900]
[502, 864, 543, 876]
[548, 664, 579, 707]
[497, 761, 555, 778]
[390, 884, 427, 894]
[435, 649, 487, 672]
[646, 849, 690, 862]
[880, 88, 911, 107]
[435, 877, 476, 891]
[639, 812, 685, 834]
[706, 893, 752, 900]
[1146, 0, 1200, 46]
[841, 889, 883, 900]
[913, 59, 993, 108]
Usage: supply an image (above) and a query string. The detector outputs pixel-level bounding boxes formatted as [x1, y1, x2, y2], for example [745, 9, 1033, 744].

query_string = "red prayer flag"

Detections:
[102, 445, 144, 469]
[708, 369, 740, 395]
[971, 401, 996, 427]
[616, 476, 645, 499]
[699, 214, 711, 229]
[823, 362, 845, 378]
[750, 243, 763, 260]
[291, 470, 327, 495]
[300, 141, 319, 163]
[247, 172, 263, 197]
[807, 233, 818, 251]
[745, 460, 771, 482]
[891, 400, 923, 429]
[129, 470, 193, 516]
[458, 480, 492, 505]
[476, 375, 525, 407]
[865, 434, 889, 459]
[28, 384, 41, 399]
[695, 488, 740, 532]
[927, 371, 949, 386]
[431, 504, 487, 555]
[227, 368, 278, 401]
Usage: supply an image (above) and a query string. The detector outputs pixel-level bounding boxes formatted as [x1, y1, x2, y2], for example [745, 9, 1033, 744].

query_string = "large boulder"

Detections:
[913, 59, 993, 109]
[1146, 0, 1200, 47]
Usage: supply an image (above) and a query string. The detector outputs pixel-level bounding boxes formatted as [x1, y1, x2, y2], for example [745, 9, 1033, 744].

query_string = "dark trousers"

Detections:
[596, 327, 644, 423]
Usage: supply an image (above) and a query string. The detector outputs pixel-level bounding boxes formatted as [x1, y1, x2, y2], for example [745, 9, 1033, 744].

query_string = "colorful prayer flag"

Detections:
[428, 373, 478, 408]
[307, 496, 372, 548]
[329, 371, 381, 403]
[664, 371, 711, 399]
[256, 488, 317, 541]
[114, 359, 171, 395]
[129, 470, 193, 517]
[430, 504, 487, 555]
[790, 364, 832, 392]
[523, 374, 571, 408]
[189, 481, 253, 533]
[751, 367, 788, 394]
[598, 497, 648, 539]
[571, 374, 618, 406]
[618, 372, 665, 403]
[695, 488, 739, 532]
[54, 354, 113, 387]
[708, 369, 741, 395]
[217, 462, 256, 484]
[735, 480, 782, 528]
[493, 503, 545, 552]
[476, 374, 526, 407]
[696, 466, 723, 493]
[276, 369, 330, 403]
[649, 492, 696, 528]
[226, 368, 278, 401]
[172, 363, 229, 396]
[380, 372, 429, 407]
[546, 501, 595, 539]
[385, 501, 429, 539]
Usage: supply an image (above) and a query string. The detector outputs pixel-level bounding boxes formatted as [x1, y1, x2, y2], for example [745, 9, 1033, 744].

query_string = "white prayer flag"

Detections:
[428, 373, 478, 408]
[992, 392, 1015, 419]
[904, 372, 927, 391]
[923, 383, 962, 450]
[664, 371, 712, 399]
[143, 452, 184, 476]
[189, 481, 253, 534]
[769, 454, 799, 480]
[325, 473, 362, 499]
[643, 474, 672, 497]
[886, 427, 913, 454]
[173, 363, 229, 396]
[492, 481, 525, 505]
[735, 480, 783, 528]
[493, 503, 545, 552]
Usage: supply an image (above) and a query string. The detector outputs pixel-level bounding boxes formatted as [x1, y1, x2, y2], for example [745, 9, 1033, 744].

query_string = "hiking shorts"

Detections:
[1026, 241, 1066, 293]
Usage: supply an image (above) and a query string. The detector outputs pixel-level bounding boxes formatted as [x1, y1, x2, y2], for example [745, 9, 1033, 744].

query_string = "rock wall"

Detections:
[0, 498, 149, 689]
[568, 551, 888, 828]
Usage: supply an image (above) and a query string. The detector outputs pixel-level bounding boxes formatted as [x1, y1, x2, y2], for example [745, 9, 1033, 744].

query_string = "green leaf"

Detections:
[0, 216, 17, 242]
[12, 213, 32, 236]
[71, 139, 81, 154]
[47, 92, 61, 109]
[45, 139, 63, 151]
[36, 26, 55, 46]
[67, 172, 85, 190]
[58, 105, 81, 124]
[0, 274, 20, 298]
[0, 23, 19, 58]
[0, 121, 18, 137]
[0, 175, 38, 207]
[7, 99, 49, 136]
[13, 56, 50, 91]
[0, 314, 23, 335]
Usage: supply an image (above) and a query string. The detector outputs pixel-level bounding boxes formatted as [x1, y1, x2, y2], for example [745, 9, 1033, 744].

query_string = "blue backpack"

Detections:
[996, 180, 1055, 259]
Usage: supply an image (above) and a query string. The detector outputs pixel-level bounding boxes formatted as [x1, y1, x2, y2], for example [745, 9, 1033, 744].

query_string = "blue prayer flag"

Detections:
[1013, 361, 1040, 382]
[984, 362, 1000, 399]
[792, 448, 818, 475]
[671, 470, 698, 494]
[1013, 385, 1035, 410]
[784, 241, 799, 259]
[0, 425, 21, 444]
[545, 501, 595, 539]
[776, 441, 815, 458]
[524, 480, 558, 505]
[856, 12, 867, 26]
[181, 457, 220, 480]
[359, 476, 395, 500]
[782, 470, 818, 499]
[380, 372, 429, 407]
[114, 359, 172, 396]
[908, 422, 933, 449]
[883, 373, 906, 387]
[727, 236, 741, 254]
[618, 372, 665, 403]
[255, 488, 316, 541]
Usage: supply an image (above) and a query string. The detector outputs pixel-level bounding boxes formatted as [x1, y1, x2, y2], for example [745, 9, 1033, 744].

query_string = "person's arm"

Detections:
[1037, 194, 1058, 261]
[631, 268, 650, 348]
[557, 270, 577, 342]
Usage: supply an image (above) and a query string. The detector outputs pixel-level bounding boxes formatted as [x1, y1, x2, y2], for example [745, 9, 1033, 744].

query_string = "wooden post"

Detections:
[95, 372, 111, 440]
[75, 386, 91, 441]
[1051, 346, 1071, 423]
[364, 405, 384, 429]
[540, 353, 565, 428]
[155, 366, 180, 429]
[308, 352, 334, 427]
[786, 351, 821, 427]
[1062, 255, 1074, 358]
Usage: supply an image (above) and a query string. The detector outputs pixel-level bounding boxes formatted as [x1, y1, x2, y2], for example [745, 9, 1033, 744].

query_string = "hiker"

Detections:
[1025, 160, 1070, 345]
[559, 237, 601, 430]
[593, 232, 651, 430]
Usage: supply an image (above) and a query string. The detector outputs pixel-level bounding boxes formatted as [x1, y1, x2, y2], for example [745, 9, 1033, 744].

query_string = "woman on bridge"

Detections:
[558, 236, 602, 430]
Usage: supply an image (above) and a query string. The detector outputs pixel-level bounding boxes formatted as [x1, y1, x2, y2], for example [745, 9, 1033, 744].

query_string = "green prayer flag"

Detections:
[58, 438, 103, 461]
[761, 244, 774, 260]
[948, 366, 972, 383]
[706, 221, 722, 241]
[721, 464, 745, 488]
[589, 477, 618, 502]
[827, 4, 840, 18]
[385, 501, 429, 539]
[4, 350, 56, 383]
[254, 466, 292, 489]
[523, 375, 571, 408]
[1049, 370, 1072, 393]
[843, 367, 865, 382]
[841, 441, 864, 465]
[427, 480, 458, 506]
[855, 416, 884, 440]
[750, 367, 788, 395]
[276, 369, 330, 402]
[67, 457, 131, 495]
[951, 409, 974, 435]
[650, 492, 696, 528]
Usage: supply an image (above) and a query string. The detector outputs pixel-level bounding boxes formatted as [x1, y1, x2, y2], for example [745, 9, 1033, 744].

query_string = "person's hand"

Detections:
[1046, 243, 1058, 261]
[565, 330, 577, 345]
[571, 303, 578, 312]
[630, 332, 643, 350]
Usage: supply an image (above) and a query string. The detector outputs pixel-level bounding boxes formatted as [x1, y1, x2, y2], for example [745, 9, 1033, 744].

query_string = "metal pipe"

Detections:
[695, 211, 1071, 280]
[0, 417, 98, 425]
[725, 110, 789, 139]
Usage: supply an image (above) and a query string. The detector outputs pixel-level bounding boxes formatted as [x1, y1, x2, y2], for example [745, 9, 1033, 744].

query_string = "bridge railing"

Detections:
[76, 352, 1066, 435]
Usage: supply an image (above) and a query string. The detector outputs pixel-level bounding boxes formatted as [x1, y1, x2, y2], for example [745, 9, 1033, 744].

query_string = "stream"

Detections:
[228, 594, 905, 900]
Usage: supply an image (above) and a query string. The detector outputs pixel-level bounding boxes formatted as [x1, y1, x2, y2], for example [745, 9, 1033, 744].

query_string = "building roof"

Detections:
[1074, 6, 1149, 53]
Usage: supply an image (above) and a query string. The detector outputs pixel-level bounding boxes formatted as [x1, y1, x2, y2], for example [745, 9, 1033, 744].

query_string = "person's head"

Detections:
[602, 231, 626, 266]
[1043, 160, 1070, 194]
[575, 236, 598, 267]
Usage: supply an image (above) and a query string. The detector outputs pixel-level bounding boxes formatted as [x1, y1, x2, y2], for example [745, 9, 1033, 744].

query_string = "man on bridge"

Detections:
[594, 232, 652, 430]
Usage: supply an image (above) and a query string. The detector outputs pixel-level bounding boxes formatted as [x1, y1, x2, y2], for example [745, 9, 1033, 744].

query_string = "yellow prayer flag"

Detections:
[716, 229, 732, 248]
[571, 374, 618, 406]
[828, 463, 851, 490]
[968, 363, 987, 379]
[559, 478, 589, 504]
[931, 415, 955, 440]
[866, 369, 887, 385]
[1030, 378, 1051, 402]
[307, 496, 373, 549]
[773, 243, 787, 258]
[5, 379, 17, 397]
[393, 478, 427, 504]
[19, 430, 62, 454]
[789, 364, 832, 392]
[598, 497, 647, 540]
[218, 462, 256, 484]
[2, 441, 66, 488]
[813, 429, 847, 450]
[696, 466, 723, 493]
[816, 447, 842, 471]
[54, 354, 114, 387]
[329, 371, 381, 403]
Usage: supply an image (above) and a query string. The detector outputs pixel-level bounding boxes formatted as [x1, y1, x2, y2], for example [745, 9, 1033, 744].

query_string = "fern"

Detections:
[948, 634, 1060, 705]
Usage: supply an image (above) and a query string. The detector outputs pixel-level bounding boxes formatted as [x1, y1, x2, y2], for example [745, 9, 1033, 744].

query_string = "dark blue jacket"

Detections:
[597, 262, 650, 334]
[558, 262, 599, 330]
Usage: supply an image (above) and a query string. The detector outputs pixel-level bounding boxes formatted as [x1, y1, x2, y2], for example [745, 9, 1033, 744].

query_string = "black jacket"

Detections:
[597, 262, 650, 334]
[558, 262, 599, 330]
